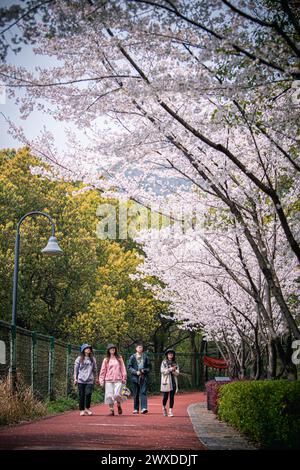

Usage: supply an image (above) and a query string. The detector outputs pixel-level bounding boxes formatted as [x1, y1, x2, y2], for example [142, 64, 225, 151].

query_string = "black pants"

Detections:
[162, 389, 175, 408]
[78, 383, 93, 410]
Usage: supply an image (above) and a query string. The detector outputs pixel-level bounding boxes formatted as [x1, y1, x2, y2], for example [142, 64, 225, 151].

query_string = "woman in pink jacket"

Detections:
[99, 343, 127, 415]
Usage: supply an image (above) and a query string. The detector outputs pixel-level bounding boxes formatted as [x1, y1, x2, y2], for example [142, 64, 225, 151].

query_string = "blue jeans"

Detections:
[131, 379, 148, 411]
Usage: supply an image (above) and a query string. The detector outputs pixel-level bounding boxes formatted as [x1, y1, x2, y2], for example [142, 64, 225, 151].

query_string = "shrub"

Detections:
[45, 396, 78, 414]
[205, 379, 236, 414]
[91, 386, 104, 404]
[218, 380, 300, 449]
[0, 375, 47, 425]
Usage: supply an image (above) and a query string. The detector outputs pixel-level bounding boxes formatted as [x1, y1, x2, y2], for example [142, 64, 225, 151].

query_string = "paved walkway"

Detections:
[0, 392, 207, 450]
[188, 402, 257, 450]
[0, 392, 257, 451]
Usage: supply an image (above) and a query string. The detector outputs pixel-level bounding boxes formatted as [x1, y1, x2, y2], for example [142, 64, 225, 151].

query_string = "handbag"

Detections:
[114, 383, 131, 401]
[120, 384, 131, 398]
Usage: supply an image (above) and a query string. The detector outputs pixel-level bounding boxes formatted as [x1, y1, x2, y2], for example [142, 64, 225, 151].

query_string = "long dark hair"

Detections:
[106, 346, 122, 362]
[80, 348, 95, 364]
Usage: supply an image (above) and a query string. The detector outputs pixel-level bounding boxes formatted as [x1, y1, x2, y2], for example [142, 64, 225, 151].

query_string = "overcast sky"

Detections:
[0, 40, 75, 152]
[0, 0, 86, 153]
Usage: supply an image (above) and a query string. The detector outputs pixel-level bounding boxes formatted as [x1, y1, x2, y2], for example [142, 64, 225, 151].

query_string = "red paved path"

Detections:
[0, 392, 206, 450]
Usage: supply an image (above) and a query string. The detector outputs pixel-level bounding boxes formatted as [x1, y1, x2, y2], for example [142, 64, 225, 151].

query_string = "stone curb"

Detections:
[188, 402, 257, 450]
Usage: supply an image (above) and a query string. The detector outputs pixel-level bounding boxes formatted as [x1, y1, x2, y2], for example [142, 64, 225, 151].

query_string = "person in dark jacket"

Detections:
[128, 342, 151, 414]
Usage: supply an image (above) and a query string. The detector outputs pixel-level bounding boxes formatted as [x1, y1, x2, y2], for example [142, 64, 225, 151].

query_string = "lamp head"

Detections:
[41, 236, 64, 256]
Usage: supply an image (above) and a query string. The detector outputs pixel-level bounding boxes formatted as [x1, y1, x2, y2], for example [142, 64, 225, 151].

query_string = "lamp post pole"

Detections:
[10, 211, 63, 392]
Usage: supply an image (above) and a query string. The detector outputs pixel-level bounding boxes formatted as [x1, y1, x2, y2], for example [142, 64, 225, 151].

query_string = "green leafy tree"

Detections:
[0, 147, 169, 345]
[66, 242, 162, 348]
[0, 148, 104, 335]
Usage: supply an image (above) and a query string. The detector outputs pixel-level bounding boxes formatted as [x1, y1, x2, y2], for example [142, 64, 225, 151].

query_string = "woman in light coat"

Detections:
[160, 349, 180, 417]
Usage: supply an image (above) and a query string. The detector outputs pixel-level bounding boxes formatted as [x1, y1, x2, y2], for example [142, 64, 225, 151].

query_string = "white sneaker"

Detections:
[141, 408, 148, 414]
[162, 407, 167, 416]
[133, 410, 139, 414]
[168, 409, 174, 417]
[80, 411, 85, 416]
[85, 409, 93, 415]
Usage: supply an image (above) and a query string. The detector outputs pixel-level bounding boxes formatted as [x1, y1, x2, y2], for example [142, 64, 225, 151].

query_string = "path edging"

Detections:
[188, 402, 257, 450]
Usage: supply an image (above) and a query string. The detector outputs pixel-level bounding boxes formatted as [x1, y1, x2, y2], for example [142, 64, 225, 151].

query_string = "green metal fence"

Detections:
[0, 320, 204, 400]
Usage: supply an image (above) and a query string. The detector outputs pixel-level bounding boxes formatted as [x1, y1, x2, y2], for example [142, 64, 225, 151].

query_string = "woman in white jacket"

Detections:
[160, 349, 180, 417]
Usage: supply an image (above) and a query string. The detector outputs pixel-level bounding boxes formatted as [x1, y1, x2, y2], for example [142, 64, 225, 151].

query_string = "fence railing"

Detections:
[0, 320, 205, 400]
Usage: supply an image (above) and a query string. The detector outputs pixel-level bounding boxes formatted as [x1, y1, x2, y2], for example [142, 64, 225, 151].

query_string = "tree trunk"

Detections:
[238, 340, 246, 379]
[275, 334, 298, 380]
[267, 338, 277, 379]
[254, 328, 263, 380]
[199, 337, 206, 389]
[190, 331, 197, 388]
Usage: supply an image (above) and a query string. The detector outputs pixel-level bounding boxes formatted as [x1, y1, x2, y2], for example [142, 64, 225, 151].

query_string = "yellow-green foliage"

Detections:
[0, 147, 166, 345]
[67, 243, 161, 346]
[0, 148, 105, 333]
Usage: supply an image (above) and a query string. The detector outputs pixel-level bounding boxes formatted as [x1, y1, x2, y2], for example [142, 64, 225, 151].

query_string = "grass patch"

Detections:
[0, 376, 106, 425]
[46, 385, 105, 414]
[45, 396, 78, 414]
[0, 375, 47, 426]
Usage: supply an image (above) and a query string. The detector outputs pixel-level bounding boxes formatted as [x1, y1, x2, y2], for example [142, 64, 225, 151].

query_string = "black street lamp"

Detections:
[10, 211, 63, 392]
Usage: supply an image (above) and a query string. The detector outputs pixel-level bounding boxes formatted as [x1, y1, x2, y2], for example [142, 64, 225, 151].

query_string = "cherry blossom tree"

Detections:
[133, 204, 299, 378]
[1, 1, 299, 369]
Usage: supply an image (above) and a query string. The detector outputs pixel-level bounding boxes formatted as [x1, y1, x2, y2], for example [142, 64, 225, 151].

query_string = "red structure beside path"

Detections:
[0, 392, 206, 450]
[203, 356, 228, 369]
